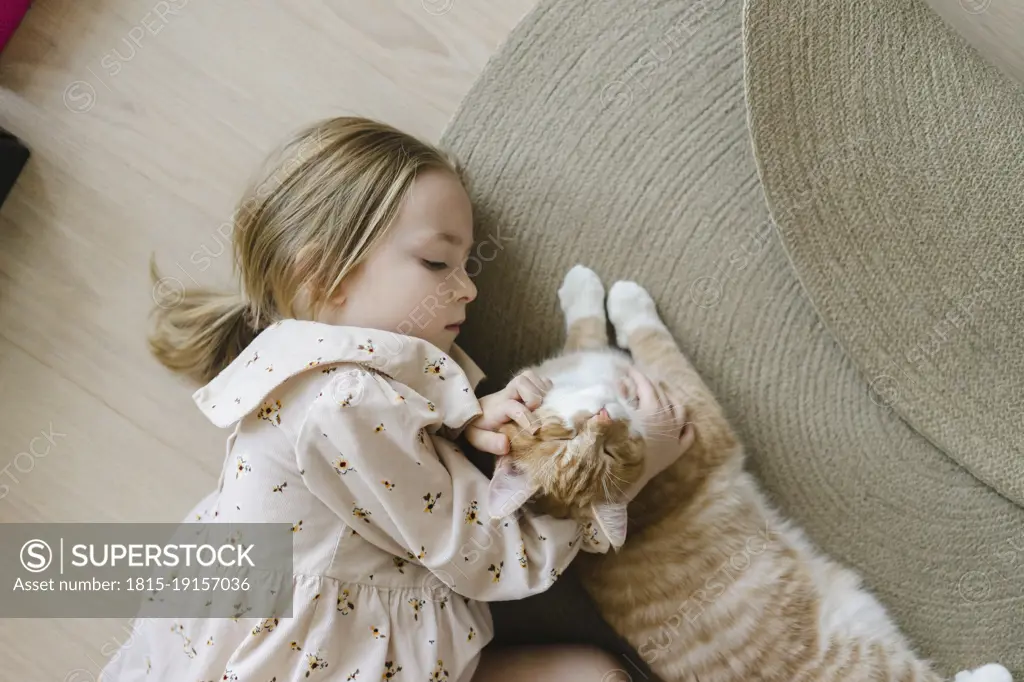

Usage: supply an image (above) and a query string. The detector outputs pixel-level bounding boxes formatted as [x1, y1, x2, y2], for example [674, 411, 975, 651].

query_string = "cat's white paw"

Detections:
[607, 280, 665, 348]
[558, 264, 606, 326]
[955, 664, 1013, 682]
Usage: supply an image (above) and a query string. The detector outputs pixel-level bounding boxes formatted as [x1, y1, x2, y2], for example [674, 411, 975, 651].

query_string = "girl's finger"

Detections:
[506, 371, 546, 409]
[657, 379, 685, 427]
[649, 384, 675, 433]
[472, 398, 540, 434]
[618, 374, 638, 408]
[523, 370, 550, 402]
[628, 366, 658, 409]
[464, 425, 510, 456]
[515, 370, 539, 385]
[503, 399, 540, 435]
[628, 367, 684, 439]
[678, 421, 696, 451]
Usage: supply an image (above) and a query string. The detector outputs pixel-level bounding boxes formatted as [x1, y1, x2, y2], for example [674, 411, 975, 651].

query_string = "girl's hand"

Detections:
[464, 370, 553, 455]
[620, 366, 695, 499]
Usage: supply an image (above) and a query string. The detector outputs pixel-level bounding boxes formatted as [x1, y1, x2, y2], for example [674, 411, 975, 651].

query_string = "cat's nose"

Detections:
[579, 407, 614, 430]
[604, 402, 629, 422]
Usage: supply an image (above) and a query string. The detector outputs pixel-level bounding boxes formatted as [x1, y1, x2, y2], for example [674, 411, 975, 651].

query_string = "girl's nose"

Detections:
[451, 271, 476, 304]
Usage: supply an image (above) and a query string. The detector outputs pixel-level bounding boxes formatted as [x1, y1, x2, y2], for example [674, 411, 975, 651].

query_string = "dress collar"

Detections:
[193, 319, 487, 430]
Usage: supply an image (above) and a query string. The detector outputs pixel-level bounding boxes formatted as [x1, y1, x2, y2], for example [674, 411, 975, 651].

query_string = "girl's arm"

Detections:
[296, 367, 609, 601]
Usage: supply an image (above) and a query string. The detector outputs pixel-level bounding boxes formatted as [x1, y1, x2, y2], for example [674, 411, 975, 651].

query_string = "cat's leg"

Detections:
[579, 282, 756, 682]
[606, 280, 739, 504]
[557, 264, 609, 352]
[606, 280, 717, 414]
[606, 279, 726, 429]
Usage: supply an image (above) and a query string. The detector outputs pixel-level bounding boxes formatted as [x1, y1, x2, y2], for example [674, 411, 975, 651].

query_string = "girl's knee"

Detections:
[473, 644, 628, 682]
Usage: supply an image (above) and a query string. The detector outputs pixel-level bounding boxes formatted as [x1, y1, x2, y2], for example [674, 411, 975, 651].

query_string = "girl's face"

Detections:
[318, 169, 478, 353]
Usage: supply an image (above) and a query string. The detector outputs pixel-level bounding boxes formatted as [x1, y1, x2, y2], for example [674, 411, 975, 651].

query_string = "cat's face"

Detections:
[486, 389, 646, 549]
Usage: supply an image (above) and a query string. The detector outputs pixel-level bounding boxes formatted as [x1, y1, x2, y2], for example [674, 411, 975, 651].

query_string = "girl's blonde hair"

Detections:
[148, 116, 465, 384]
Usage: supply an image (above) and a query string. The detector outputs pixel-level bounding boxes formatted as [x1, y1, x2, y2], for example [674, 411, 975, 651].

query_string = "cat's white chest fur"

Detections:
[534, 348, 640, 434]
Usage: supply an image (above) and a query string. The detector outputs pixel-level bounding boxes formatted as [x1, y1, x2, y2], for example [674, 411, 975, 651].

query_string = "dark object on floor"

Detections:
[0, 128, 29, 210]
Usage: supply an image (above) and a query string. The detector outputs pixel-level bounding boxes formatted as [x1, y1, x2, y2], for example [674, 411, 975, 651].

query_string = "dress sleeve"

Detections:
[295, 367, 609, 601]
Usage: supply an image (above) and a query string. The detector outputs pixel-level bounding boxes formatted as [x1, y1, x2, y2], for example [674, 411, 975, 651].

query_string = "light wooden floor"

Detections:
[0, 1, 535, 677]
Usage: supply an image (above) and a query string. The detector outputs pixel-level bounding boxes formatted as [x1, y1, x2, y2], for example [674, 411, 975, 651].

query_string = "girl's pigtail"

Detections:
[147, 255, 265, 384]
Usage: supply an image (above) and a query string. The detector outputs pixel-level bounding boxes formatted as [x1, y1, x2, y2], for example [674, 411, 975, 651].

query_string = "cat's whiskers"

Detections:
[604, 470, 630, 493]
[604, 477, 627, 500]
[640, 405, 680, 420]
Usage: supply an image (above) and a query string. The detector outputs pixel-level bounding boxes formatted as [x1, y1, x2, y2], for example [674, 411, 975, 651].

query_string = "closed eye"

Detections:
[603, 445, 625, 462]
[422, 259, 447, 271]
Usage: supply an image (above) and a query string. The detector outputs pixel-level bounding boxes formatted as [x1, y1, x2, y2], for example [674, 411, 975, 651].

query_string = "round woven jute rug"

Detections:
[744, 0, 1024, 512]
[440, 0, 1023, 673]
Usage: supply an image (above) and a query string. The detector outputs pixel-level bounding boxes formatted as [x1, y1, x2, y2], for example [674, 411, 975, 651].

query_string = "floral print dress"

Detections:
[100, 319, 610, 682]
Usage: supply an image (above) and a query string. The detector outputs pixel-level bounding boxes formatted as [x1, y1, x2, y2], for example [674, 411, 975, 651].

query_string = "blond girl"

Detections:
[102, 117, 685, 682]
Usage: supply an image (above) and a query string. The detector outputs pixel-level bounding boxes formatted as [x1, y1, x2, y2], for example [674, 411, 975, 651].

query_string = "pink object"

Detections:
[0, 0, 31, 54]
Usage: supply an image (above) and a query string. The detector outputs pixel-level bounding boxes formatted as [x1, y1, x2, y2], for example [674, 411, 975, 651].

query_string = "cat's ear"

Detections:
[487, 456, 538, 519]
[590, 502, 628, 551]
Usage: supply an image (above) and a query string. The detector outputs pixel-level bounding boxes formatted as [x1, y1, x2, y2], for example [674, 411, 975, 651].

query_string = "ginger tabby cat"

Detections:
[486, 265, 1011, 682]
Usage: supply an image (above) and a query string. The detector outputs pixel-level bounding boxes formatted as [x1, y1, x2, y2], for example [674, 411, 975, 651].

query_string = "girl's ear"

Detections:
[590, 502, 628, 551]
[487, 456, 538, 519]
[295, 243, 355, 311]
